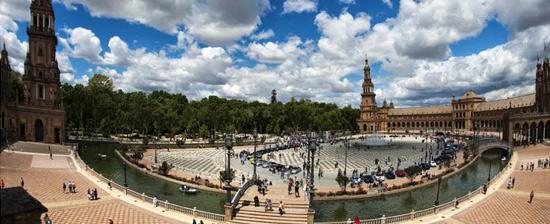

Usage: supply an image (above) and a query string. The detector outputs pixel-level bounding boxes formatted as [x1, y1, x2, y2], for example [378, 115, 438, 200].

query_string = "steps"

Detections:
[232, 206, 309, 224]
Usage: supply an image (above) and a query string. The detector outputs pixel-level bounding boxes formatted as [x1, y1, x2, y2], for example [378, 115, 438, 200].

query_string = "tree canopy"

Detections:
[61, 74, 360, 137]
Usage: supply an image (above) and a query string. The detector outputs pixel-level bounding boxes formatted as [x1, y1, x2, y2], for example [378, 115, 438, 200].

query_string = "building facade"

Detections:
[1, 0, 65, 144]
[357, 55, 550, 144]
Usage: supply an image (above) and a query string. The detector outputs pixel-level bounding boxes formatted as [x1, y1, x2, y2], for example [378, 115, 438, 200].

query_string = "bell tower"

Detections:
[357, 56, 379, 133]
[25, 0, 61, 106]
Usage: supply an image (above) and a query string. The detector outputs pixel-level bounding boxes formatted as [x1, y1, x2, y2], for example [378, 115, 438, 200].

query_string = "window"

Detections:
[37, 85, 44, 100]
[39, 48, 44, 57]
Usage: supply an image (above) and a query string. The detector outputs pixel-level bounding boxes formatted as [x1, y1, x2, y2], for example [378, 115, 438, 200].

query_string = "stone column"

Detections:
[224, 204, 233, 223]
[307, 209, 315, 224]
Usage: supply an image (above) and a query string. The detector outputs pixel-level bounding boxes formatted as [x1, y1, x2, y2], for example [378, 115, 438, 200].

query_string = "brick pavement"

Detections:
[448, 144, 550, 224]
[46, 199, 178, 224]
[453, 191, 550, 224]
[1, 151, 187, 224]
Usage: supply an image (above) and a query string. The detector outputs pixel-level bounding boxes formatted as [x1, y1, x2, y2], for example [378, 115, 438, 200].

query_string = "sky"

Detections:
[1, 0, 549, 108]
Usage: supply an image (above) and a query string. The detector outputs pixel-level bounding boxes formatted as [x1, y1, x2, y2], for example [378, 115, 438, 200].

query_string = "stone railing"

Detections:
[230, 179, 254, 211]
[314, 150, 513, 224]
[73, 152, 225, 223]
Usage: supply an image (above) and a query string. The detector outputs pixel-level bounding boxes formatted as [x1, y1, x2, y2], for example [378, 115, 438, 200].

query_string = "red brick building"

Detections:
[1, 0, 65, 144]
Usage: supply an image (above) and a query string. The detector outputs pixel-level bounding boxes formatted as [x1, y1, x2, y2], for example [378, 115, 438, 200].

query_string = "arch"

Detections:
[35, 119, 44, 142]
[537, 121, 544, 143]
[363, 124, 367, 132]
[530, 122, 537, 144]
[545, 120, 550, 140]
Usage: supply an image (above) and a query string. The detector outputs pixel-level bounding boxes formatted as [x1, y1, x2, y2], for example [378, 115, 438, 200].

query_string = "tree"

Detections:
[404, 166, 422, 183]
[335, 172, 350, 192]
[159, 161, 172, 176]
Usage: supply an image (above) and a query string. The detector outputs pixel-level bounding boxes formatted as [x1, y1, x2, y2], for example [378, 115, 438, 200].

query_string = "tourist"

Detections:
[192, 219, 197, 224]
[108, 181, 112, 190]
[62, 182, 66, 193]
[346, 218, 352, 224]
[1, 178, 4, 190]
[295, 182, 300, 197]
[20, 177, 24, 188]
[278, 201, 285, 215]
[354, 216, 360, 224]
[512, 177, 515, 188]
[153, 196, 158, 207]
[529, 190, 534, 203]
[264, 199, 269, 212]
[254, 195, 259, 207]
[108, 218, 114, 224]
[43, 213, 53, 224]
[199, 220, 204, 224]
[49, 146, 53, 160]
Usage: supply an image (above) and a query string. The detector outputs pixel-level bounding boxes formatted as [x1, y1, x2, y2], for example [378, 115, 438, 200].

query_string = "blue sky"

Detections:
[1, 0, 549, 107]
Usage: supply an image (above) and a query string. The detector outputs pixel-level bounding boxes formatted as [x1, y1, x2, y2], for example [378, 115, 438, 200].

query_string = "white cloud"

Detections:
[0, 0, 30, 22]
[340, 0, 355, 4]
[315, 11, 371, 59]
[59, 0, 270, 44]
[283, 0, 317, 14]
[493, 0, 550, 33]
[246, 36, 309, 63]
[61, 27, 103, 63]
[382, 0, 393, 8]
[251, 29, 275, 41]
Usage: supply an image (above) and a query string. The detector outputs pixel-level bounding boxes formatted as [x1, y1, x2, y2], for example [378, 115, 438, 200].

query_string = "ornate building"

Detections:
[357, 55, 550, 144]
[1, 0, 65, 144]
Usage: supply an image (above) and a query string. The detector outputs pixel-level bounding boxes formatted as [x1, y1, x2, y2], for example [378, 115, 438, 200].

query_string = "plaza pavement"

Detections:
[0, 143, 215, 224]
[405, 144, 550, 224]
[143, 136, 440, 191]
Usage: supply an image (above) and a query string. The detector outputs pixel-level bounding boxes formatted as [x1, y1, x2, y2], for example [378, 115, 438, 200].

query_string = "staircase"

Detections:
[232, 205, 309, 224]
[231, 185, 311, 224]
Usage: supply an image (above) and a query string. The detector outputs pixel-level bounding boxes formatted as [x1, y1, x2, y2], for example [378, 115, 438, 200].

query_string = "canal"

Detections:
[79, 143, 507, 221]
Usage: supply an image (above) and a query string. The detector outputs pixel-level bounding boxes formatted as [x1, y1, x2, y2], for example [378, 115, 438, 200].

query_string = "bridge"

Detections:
[472, 137, 514, 156]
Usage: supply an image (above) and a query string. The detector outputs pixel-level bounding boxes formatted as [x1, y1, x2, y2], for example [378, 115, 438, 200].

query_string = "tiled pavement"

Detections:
[449, 144, 550, 224]
[47, 199, 178, 224]
[0, 151, 183, 224]
[452, 191, 550, 224]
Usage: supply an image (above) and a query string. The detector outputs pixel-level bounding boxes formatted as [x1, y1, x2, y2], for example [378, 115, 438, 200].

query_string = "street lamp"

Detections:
[253, 128, 258, 180]
[434, 176, 442, 206]
[487, 159, 492, 182]
[154, 145, 158, 164]
[224, 134, 233, 204]
[343, 137, 350, 193]
[308, 132, 317, 201]
[123, 162, 128, 187]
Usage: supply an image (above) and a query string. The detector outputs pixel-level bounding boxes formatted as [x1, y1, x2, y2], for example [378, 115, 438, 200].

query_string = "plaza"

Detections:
[2, 1, 550, 224]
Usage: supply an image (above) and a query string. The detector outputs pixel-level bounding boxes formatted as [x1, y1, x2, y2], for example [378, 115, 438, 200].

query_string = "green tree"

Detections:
[335, 172, 350, 192]
[404, 166, 422, 183]
[159, 161, 172, 176]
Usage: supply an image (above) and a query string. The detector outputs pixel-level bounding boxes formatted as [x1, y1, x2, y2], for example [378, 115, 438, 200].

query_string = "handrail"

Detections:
[72, 151, 225, 223]
[315, 141, 514, 224]
[231, 178, 255, 211]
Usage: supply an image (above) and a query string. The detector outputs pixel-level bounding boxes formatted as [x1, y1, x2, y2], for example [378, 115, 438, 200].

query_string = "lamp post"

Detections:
[308, 132, 317, 201]
[154, 145, 158, 164]
[253, 128, 258, 180]
[123, 162, 128, 187]
[487, 160, 492, 182]
[434, 176, 442, 206]
[225, 134, 233, 204]
[344, 137, 348, 177]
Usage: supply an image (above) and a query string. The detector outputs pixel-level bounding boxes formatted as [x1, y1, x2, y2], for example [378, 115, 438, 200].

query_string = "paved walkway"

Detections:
[0, 142, 215, 224]
[447, 144, 550, 224]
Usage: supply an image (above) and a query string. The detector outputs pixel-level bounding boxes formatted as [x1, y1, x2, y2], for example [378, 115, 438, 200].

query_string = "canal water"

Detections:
[79, 143, 507, 221]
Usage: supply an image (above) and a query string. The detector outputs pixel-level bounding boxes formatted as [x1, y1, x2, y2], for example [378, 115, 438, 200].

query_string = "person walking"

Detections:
[43, 213, 53, 224]
[278, 201, 285, 215]
[529, 190, 534, 203]
[49, 146, 53, 160]
[294, 182, 300, 197]
[1, 178, 4, 190]
[20, 177, 24, 188]
[108, 218, 114, 224]
[62, 182, 66, 193]
[153, 196, 158, 207]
